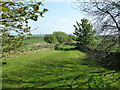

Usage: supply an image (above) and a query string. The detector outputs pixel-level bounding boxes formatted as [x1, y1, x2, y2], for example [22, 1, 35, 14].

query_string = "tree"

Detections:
[75, 1, 120, 70]
[44, 34, 58, 44]
[0, 2, 48, 53]
[44, 32, 75, 44]
[53, 31, 69, 43]
[73, 18, 96, 46]
[75, 1, 120, 51]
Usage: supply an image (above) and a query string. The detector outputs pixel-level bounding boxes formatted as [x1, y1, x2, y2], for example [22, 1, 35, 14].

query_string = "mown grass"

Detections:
[2, 45, 120, 88]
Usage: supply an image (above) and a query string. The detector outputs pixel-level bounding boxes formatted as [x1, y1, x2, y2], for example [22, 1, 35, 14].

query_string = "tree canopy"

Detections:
[73, 18, 96, 46]
[44, 34, 57, 44]
[53, 31, 69, 43]
[44, 31, 75, 44]
[0, 1, 48, 53]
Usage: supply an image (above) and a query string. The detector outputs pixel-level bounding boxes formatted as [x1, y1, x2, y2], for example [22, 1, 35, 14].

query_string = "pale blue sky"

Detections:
[28, 2, 90, 35]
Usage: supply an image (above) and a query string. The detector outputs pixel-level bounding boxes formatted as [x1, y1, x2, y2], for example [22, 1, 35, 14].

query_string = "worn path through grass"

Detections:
[2, 47, 120, 88]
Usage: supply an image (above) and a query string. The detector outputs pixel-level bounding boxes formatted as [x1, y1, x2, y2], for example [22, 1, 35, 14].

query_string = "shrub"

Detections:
[53, 31, 69, 43]
[44, 34, 58, 44]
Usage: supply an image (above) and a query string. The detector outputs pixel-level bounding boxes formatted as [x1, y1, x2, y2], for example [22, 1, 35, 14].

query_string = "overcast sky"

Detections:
[28, 2, 90, 35]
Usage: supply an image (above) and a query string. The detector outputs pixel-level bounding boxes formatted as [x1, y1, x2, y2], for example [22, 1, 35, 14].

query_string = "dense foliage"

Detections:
[44, 31, 75, 44]
[53, 31, 69, 43]
[68, 35, 76, 42]
[73, 18, 96, 46]
[0, 2, 48, 53]
[44, 34, 57, 44]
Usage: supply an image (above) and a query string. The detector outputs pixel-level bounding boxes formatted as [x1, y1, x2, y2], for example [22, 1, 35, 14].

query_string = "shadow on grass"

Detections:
[76, 45, 120, 72]
[3, 71, 116, 88]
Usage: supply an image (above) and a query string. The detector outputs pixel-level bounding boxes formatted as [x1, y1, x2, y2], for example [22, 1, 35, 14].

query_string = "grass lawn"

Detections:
[2, 46, 120, 88]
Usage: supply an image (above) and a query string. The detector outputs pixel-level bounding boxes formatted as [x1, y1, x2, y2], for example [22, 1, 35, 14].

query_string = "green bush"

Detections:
[44, 32, 76, 44]
[68, 35, 76, 42]
[44, 34, 58, 44]
[53, 31, 69, 43]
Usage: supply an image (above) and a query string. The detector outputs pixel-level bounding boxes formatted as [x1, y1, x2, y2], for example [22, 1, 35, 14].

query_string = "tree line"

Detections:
[44, 31, 76, 44]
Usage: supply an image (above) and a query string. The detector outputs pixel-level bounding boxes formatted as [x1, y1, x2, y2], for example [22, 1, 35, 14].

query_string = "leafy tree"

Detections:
[0, 2, 48, 53]
[53, 31, 69, 43]
[75, 1, 120, 70]
[75, 1, 120, 51]
[73, 18, 96, 46]
[44, 34, 58, 44]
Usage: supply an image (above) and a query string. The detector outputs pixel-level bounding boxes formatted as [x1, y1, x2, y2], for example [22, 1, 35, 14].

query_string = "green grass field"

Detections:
[2, 45, 120, 88]
[23, 37, 44, 44]
[20, 37, 45, 50]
